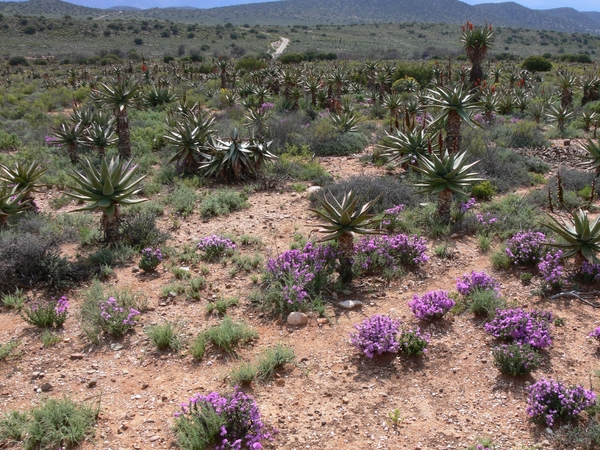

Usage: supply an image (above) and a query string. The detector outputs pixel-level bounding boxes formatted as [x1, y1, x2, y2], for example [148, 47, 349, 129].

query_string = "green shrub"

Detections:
[312, 131, 368, 156]
[468, 290, 506, 317]
[229, 361, 259, 385]
[190, 333, 207, 360]
[0, 130, 21, 150]
[1, 289, 26, 310]
[255, 343, 295, 380]
[492, 343, 541, 376]
[491, 246, 512, 269]
[146, 321, 182, 351]
[204, 316, 257, 353]
[0, 340, 19, 361]
[40, 330, 62, 347]
[522, 55, 552, 72]
[206, 296, 239, 315]
[170, 185, 196, 217]
[198, 189, 249, 219]
[0, 410, 28, 443]
[493, 121, 547, 149]
[471, 181, 497, 200]
[119, 211, 169, 249]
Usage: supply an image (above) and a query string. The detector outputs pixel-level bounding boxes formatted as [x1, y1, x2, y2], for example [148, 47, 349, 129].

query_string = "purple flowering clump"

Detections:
[198, 235, 237, 261]
[175, 387, 273, 450]
[354, 234, 428, 275]
[398, 326, 430, 356]
[484, 308, 553, 349]
[22, 296, 69, 328]
[409, 290, 455, 321]
[456, 271, 500, 297]
[580, 261, 600, 282]
[265, 242, 338, 308]
[459, 197, 477, 213]
[382, 204, 405, 228]
[526, 378, 596, 427]
[537, 250, 564, 288]
[350, 315, 400, 358]
[589, 326, 600, 341]
[99, 297, 140, 336]
[505, 231, 548, 265]
[476, 213, 497, 234]
[139, 247, 163, 272]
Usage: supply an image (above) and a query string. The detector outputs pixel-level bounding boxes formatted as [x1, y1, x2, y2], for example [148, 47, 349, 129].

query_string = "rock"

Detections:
[131, 266, 140, 273]
[179, 267, 190, 272]
[287, 312, 308, 326]
[69, 353, 85, 360]
[110, 343, 124, 351]
[149, 436, 160, 442]
[306, 186, 322, 194]
[563, 139, 571, 147]
[40, 382, 53, 392]
[167, 291, 177, 298]
[339, 300, 363, 310]
[317, 318, 328, 325]
[87, 379, 97, 388]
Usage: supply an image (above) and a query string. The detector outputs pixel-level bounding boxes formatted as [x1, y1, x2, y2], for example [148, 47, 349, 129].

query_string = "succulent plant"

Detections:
[67, 156, 146, 243]
[51, 119, 84, 164]
[460, 21, 494, 86]
[0, 160, 46, 196]
[164, 110, 215, 175]
[0, 184, 28, 225]
[544, 209, 600, 265]
[413, 150, 484, 222]
[329, 111, 359, 133]
[379, 127, 434, 167]
[310, 189, 382, 284]
[577, 137, 600, 173]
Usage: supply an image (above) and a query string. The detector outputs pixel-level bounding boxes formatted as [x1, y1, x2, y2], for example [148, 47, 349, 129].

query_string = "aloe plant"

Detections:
[164, 110, 215, 175]
[0, 184, 28, 226]
[67, 157, 147, 243]
[51, 119, 84, 164]
[460, 21, 494, 86]
[577, 137, 600, 173]
[310, 190, 382, 284]
[379, 127, 434, 167]
[544, 209, 600, 265]
[413, 150, 484, 223]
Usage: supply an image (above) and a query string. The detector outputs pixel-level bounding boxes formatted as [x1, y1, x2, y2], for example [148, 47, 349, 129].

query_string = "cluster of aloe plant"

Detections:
[0, 161, 47, 225]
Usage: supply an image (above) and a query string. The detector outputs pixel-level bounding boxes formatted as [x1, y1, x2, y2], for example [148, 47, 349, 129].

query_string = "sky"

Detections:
[3, 0, 598, 12]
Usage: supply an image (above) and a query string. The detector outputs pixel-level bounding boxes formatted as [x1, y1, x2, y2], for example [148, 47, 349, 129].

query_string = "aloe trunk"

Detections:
[101, 204, 121, 244]
[338, 233, 354, 285]
[116, 109, 131, 159]
[446, 111, 462, 152]
[67, 142, 78, 164]
[437, 189, 453, 223]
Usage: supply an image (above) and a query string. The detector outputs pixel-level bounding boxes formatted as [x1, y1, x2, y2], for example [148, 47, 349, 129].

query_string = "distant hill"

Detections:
[106, 5, 141, 10]
[0, 0, 598, 34]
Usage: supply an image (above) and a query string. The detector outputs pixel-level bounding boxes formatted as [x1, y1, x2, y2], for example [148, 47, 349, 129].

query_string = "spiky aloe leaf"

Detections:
[543, 209, 600, 263]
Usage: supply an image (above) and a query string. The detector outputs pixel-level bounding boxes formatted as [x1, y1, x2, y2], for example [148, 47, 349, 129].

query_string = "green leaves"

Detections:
[0, 161, 46, 195]
[577, 137, 600, 172]
[67, 156, 147, 218]
[543, 209, 600, 263]
[379, 127, 435, 166]
[309, 190, 382, 241]
[0, 184, 29, 222]
[412, 150, 484, 197]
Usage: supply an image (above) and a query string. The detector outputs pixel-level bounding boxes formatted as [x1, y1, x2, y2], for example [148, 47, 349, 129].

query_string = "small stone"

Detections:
[131, 266, 140, 273]
[306, 186, 322, 194]
[69, 353, 85, 360]
[339, 300, 363, 310]
[149, 436, 160, 442]
[317, 318, 328, 324]
[168, 291, 177, 298]
[40, 382, 53, 392]
[141, 383, 149, 390]
[179, 267, 190, 272]
[287, 312, 308, 326]
[110, 343, 123, 351]
[87, 379, 98, 388]
[450, 233, 460, 239]
[342, 397, 349, 404]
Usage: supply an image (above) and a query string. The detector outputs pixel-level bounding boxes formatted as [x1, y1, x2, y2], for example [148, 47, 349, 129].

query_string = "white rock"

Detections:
[287, 312, 308, 326]
[339, 300, 363, 310]
[306, 186, 322, 194]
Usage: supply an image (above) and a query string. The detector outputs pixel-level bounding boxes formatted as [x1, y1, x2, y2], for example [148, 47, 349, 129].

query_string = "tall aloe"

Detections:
[0, 160, 46, 209]
[310, 190, 382, 284]
[92, 77, 141, 159]
[67, 157, 146, 243]
[544, 209, 600, 265]
[0, 184, 29, 226]
[379, 127, 434, 168]
[164, 110, 215, 175]
[460, 21, 494, 87]
[424, 85, 479, 153]
[51, 119, 84, 164]
[413, 150, 484, 223]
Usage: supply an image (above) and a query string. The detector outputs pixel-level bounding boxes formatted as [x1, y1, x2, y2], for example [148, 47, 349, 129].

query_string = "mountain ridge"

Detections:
[0, 0, 598, 34]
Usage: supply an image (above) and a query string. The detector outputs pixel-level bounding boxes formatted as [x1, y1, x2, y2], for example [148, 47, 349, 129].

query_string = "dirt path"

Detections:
[270, 37, 290, 59]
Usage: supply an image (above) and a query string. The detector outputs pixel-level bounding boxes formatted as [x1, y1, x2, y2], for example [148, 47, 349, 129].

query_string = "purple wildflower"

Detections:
[409, 290, 455, 320]
[350, 315, 400, 358]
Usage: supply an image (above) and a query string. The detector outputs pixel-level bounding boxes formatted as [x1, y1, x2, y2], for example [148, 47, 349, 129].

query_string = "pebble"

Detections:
[110, 343, 124, 351]
[339, 300, 363, 310]
[87, 379, 98, 388]
[306, 186, 322, 194]
[287, 312, 308, 326]
[149, 436, 160, 442]
[69, 353, 85, 360]
[131, 266, 140, 273]
[40, 382, 53, 392]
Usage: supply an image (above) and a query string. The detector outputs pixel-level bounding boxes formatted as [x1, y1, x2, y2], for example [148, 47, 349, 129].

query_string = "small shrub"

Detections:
[230, 253, 263, 274]
[146, 322, 182, 351]
[408, 290, 455, 320]
[398, 327, 429, 356]
[0, 410, 28, 443]
[468, 290, 506, 317]
[139, 247, 163, 272]
[99, 297, 140, 337]
[433, 242, 455, 259]
[527, 379, 596, 427]
[204, 316, 257, 353]
[198, 189, 249, 219]
[471, 181, 497, 200]
[354, 234, 429, 277]
[40, 330, 62, 347]
[230, 362, 258, 385]
[119, 211, 169, 249]
[0, 340, 19, 361]
[485, 308, 553, 349]
[477, 233, 493, 252]
[350, 315, 400, 358]
[1, 289, 26, 310]
[538, 250, 565, 289]
[174, 388, 272, 450]
[190, 333, 207, 360]
[197, 235, 236, 261]
[580, 261, 600, 283]
[255, 343, 295, 380]
[206, 296, 239, 315]
[491, 246, 512, 269]
[21, 296, 69, 328]
[170, 185, 196, 217]
[492, 343, 541, 376]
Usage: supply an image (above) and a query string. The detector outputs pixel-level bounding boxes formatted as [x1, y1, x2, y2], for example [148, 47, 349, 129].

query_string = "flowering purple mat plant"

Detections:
[350, 314, 400, 358]
[505, 231, 548, 265]
[526, 378, 596, 427]
[353, 233, 429, 275]
[456, 271, 500, 297]
[197, 235, 237, 261]
[409, 290, 455, 320]
[485, 308, 553, 349]
[175, 387, 273, 450]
